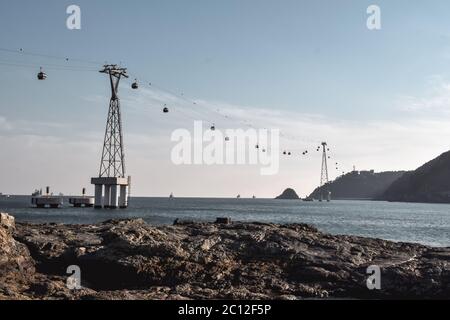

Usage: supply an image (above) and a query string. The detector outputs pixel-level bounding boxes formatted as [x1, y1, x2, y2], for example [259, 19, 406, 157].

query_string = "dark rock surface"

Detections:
[276, 188, 300, 200]
[381, 150, 450, 203]
[0, 213, 449, 300]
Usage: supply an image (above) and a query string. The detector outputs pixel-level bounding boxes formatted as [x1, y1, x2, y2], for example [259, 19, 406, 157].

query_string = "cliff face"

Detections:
[381, 150, 450, 203]
[0, 214, 449, 300]
[276, 188, 300, 200]
[309, 171, 406, 200]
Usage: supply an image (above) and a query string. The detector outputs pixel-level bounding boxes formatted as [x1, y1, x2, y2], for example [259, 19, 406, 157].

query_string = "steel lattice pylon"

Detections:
[99, 65, 129, 178]
[320, 142, 329, 187]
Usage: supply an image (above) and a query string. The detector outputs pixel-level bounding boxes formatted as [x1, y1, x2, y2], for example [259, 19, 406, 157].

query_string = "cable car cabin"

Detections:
[131, 80, 139, 89]
[288, 152, 291, 156]
[255, 144, 259, 149]
[210, 125, 216, 131]
[163, 107, 169, 113]
[283, 151, 287, 155]
[225, 137, 230, 142]
[37, 68, 47, 80]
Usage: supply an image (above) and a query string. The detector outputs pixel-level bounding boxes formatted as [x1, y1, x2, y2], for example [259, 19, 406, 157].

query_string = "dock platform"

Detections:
[69, 196, 94, 207]
[31, 196, 63, 208]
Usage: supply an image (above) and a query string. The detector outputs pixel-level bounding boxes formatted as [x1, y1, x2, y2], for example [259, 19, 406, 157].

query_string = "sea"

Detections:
[1, 196, 449, 247]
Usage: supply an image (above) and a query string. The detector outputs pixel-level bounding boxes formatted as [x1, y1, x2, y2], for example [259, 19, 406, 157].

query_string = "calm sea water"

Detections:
[1, 196, 449, 247]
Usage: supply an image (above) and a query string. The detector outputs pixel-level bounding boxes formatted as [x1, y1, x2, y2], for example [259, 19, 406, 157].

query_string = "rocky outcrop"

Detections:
[276, 188, 300, 200]
[0, 214, 449, 300]
[0, 213, 35, 299]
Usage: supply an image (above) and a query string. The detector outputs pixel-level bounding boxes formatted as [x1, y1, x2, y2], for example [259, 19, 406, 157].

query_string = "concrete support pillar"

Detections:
[119, 185, 128, 208]
[104, 185, 111, 208]
[91, 177, 129, 210]
[110, 185, 119, 209]
[94, 185, 103, 209]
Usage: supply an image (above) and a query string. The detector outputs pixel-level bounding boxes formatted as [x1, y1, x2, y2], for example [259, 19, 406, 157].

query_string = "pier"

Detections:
[68, 188, 94, 208]
[31, 187, 63, 208]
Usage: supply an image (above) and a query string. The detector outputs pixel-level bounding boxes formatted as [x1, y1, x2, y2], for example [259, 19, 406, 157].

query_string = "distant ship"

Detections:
[237, 194, 241, 199]
[169, 193, 174, 199]
[32, 189, 42, 197]
[252, 195, 256, 199]
[0, 193, 10, 199]
[302, 197, 314, 202]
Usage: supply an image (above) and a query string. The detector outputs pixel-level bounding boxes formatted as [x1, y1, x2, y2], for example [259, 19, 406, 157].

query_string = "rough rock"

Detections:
[0, 212, 15, 229]
[0, 213, 35, 299]
[0, 215, 449, 300]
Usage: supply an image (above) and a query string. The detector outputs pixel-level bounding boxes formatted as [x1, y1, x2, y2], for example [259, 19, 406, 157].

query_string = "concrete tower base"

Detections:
[91, 177, 129, 209]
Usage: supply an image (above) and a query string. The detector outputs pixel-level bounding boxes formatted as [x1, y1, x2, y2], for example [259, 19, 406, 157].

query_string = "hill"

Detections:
[309, 170, 406, 200]
[381, 150, 450, 203]
[276, 188, 300, 200]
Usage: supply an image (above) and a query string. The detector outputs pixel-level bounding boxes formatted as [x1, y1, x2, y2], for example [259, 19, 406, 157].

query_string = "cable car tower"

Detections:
[319, 142, 331, 202]
[320, 142, 329, 187]
[91, 65, 131, 209]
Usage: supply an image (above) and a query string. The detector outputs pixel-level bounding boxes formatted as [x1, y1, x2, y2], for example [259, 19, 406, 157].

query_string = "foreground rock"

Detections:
[0, 213, 449, 300]
[0, 213, 35, 299]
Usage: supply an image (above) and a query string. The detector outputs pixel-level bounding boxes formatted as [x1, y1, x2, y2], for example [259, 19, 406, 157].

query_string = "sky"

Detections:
[2, 0, 450, 197]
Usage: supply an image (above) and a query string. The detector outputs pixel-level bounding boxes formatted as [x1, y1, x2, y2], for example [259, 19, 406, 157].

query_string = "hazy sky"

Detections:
[2, 0, 450, 197]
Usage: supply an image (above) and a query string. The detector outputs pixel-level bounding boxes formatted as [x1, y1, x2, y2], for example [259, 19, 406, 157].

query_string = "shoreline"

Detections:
[1, 213, 449, 300]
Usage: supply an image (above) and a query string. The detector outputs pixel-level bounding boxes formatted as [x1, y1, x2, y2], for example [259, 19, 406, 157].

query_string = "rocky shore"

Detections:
[1, 212, 449, 300]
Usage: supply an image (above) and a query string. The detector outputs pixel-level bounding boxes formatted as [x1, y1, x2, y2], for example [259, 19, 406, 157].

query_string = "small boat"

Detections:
[169, 193, 174, 199]
[302, 197, 314, 202]
[237, 194, 241, 199]
[252, 195, 256, 199]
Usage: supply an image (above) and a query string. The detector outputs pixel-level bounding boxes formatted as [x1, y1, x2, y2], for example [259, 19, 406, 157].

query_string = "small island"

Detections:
[275, 188, 300, 200]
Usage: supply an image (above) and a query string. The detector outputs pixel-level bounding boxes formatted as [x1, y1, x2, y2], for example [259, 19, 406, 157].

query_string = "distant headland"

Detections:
[309, 170, 406, 200]
[380, 150, 450, 203]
